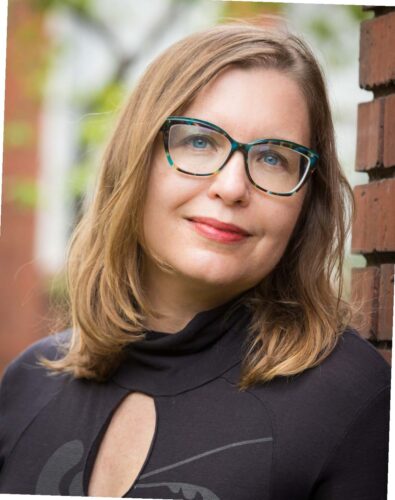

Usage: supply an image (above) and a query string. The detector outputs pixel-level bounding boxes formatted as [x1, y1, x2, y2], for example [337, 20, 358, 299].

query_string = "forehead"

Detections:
[182, 67, 311, 146]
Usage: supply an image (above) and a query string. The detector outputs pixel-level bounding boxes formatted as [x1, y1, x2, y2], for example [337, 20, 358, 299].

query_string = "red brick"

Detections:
[377, 264, 394, 340]
[355, 99, 383, 171]
[351, 267, 380, 339]
[352, 179, 395, 253]
[383, 94, 395, 168]
[0, 0, 49, 376]
[352, 184, 371, 254]
[360, 11, 395, 89]
[356, 95, 395, 170]
[378, 349, 392, 365]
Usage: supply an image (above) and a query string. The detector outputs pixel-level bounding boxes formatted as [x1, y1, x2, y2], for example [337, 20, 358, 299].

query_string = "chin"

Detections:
[177, 258, 251, 290]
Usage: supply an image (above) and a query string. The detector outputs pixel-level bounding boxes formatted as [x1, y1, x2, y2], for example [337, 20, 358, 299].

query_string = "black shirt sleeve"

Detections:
[310, 385, 391, 500]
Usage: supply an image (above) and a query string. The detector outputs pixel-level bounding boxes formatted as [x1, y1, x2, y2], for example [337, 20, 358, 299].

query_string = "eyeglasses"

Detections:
[160, 116, 318, 197]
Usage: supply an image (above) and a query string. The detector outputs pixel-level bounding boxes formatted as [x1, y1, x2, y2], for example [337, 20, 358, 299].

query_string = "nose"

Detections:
[206, 150, 251, 206]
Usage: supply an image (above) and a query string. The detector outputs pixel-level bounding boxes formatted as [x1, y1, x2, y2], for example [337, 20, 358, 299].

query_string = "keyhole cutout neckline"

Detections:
[87, 392, 157, 498]
[85, 293, 253, 497]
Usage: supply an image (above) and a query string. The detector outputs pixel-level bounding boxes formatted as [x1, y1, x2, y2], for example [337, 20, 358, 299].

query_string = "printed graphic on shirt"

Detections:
[35, 440, 84, 496]
[34, 437, 273, 499]
[135, 482, 220, 500]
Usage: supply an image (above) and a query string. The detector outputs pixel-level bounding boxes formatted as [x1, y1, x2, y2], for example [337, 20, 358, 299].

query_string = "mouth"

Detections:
[186, 216, 251, 243]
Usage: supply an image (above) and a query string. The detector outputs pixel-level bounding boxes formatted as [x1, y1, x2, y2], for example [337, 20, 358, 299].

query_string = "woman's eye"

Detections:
[259, 151, 286, 168]
[192, 137, 209, 148]
[185, 135, 215, 150]
[264, 153, 279, 165]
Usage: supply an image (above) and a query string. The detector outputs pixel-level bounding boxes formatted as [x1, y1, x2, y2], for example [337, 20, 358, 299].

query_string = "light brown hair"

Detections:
[42, 21, 354, 389]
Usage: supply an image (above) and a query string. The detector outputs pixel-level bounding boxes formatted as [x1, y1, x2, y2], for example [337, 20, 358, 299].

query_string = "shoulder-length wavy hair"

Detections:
[42, 21, 354, 389]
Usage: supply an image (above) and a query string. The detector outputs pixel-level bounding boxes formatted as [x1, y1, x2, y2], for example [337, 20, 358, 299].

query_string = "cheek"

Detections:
[253, 192, 306, 258]
[142, 157, 166, 251]
[273, 199, 304, 234]
[142, 158, 199, 254]
[144, 164, 191, 222]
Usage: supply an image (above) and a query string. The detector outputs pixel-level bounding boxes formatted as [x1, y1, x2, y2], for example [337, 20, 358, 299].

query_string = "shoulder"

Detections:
[241, 327, 391, 494]
[284, 326, 391, 397]
[320, 327, 391, 392]
[301, 327, 390, 406]
[311, 326, 391, 415]
[0, 330, 72, 460]
[1, 329, 72, 392]
[306, 329, 392, 495]
[6, 328, 71, 363]
[246, 326, 391, 422]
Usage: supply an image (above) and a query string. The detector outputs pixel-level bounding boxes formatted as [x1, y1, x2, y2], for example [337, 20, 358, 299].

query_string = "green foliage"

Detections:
[4, 177, 40, 210]
[77, 82, 124, 147]
[85, 81, 125, 112]
[215, 2, 368, 71]
[290, 4, 368, 69]
[79, 116, 109, 150]
[71, 82, 125, 197]
[11, 17, 52, 102]
[4, 121, 34, 148]
[28, 48, 56, 101]
[347, 5, 373, 22]
[308, 16, 334, 41]
[32, 0, 93, 16]
[66, 160, 95, 199]
[306, 5, 370, 46]
[219, 1, 282, 20]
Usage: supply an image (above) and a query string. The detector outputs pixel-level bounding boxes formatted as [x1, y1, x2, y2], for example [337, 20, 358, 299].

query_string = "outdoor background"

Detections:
[0, 0, 373, 374]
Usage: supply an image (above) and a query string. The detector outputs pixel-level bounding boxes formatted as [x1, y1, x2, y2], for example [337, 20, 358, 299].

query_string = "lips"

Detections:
[187, 217, 251, 236]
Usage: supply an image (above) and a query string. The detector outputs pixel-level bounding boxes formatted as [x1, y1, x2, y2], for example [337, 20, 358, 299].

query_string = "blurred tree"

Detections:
[219, 2, 371, 67]
[29, 0, 201, 225]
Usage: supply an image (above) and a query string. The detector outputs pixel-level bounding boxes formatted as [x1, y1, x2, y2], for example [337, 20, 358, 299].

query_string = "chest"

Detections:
[0, 378, 276, 499]
[87, 392, 156, 497]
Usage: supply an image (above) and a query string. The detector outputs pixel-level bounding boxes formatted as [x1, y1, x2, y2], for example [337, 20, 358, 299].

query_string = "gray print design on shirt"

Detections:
[34, 437, 273, 498]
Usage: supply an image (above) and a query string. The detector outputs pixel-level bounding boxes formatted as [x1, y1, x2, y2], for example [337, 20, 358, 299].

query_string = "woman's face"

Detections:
[143, 67, 311, 299]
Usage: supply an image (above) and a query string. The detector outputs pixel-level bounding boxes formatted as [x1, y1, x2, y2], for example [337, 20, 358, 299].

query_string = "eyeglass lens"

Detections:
[168, 123, 310, 194]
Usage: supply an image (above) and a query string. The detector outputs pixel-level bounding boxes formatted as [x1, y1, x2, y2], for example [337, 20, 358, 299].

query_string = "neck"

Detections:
[143, 262, 246, 334]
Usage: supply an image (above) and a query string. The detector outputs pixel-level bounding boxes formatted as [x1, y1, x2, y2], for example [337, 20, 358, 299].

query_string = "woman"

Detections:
[0, 22, 391, 499]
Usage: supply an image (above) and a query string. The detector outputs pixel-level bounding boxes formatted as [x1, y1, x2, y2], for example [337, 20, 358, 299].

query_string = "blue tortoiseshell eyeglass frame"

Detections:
[160, 116, 319, 197]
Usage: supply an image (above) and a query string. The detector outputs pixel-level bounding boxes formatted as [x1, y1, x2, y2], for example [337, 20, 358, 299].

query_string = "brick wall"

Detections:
[351, 7, 395, 365]
[0, 0, 50, 375]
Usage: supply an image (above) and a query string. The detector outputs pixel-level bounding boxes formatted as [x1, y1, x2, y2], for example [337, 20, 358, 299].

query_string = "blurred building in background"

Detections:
[0, 0, 374, 373]
[1, 0, 49, 371]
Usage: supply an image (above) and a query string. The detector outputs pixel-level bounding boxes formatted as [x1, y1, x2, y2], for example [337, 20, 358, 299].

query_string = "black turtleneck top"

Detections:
[0, 299, 391, 499]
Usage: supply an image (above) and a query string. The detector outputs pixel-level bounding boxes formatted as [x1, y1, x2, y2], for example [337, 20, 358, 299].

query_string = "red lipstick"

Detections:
[188, 217, 251, 243]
